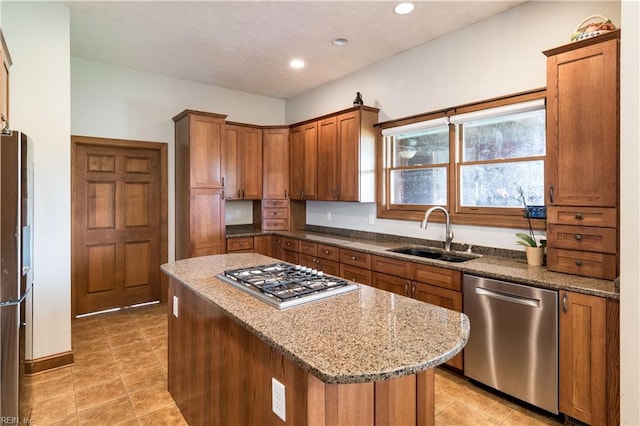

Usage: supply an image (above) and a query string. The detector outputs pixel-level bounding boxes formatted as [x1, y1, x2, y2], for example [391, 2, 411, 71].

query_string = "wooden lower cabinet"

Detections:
[371, 272, 410, 296]
[253, 235, 273, 257]
[559, 290, 619, 425]
[226, 236, 253, 253]
[168, 278, 435, 426]
[340, 264, 372, 285]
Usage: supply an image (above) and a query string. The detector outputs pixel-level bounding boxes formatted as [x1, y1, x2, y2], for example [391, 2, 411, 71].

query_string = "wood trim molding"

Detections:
[24, 351, 74, 375]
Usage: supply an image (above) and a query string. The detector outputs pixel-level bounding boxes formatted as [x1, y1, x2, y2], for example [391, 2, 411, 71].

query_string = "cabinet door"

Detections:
[189, 115, 225, 188]
[263, 128, 289, 199]
[337, 110, 360, 201]
[289, 123, 318, 200]
[240, 127, 263, 199]
[317, 117, 338, 200]
[371, 272, 409, 297]
[253, 235, 273, 257]
[545, 38, 618, 207]
[189, 189, 226, 256]
[412, 282, 463, 370]
[559, 290, 606, 425]
[224, 124, 241, 199]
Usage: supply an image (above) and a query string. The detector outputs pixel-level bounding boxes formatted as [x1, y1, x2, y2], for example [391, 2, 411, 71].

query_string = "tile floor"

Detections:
[20, 302, 562, 425]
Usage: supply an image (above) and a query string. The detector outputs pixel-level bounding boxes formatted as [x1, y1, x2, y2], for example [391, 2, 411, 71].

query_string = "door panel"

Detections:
[73, 140, 165, 315]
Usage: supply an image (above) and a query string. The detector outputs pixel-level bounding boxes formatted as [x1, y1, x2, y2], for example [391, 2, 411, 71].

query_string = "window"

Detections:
[377, 90, 546, 228]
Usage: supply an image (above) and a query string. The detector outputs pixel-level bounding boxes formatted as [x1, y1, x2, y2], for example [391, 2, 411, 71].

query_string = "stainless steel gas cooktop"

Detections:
[216, 263, 359, 309]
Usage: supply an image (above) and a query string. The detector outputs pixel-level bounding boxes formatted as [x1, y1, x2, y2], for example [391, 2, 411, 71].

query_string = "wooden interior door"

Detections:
[72, 137, 167, 316]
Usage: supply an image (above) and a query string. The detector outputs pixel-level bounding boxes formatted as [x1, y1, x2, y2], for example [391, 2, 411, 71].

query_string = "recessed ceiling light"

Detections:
[394, 2, 415, 15]
[332, 37, 349, 46]
[289, 59, 305, 69]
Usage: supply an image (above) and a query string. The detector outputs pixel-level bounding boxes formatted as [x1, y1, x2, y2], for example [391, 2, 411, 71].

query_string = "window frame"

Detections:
[376, 89, 547, 230]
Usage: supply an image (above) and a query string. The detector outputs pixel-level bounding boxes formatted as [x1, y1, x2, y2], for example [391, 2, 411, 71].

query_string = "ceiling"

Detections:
[59, 1, 526, 99]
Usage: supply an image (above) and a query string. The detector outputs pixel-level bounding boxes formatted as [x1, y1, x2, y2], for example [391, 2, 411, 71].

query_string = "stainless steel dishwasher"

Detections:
[463, 275, 558, 414]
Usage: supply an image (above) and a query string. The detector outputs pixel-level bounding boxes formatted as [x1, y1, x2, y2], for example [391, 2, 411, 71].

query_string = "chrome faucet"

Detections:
[421, 206, 454, 252]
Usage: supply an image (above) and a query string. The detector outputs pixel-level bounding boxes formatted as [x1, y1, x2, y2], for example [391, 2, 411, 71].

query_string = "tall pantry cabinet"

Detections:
[173, 110, 227, 259]
[544, 30, 620, 280]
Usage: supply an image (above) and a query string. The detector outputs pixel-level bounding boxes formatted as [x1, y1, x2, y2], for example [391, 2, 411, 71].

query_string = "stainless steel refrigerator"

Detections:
[1, 130, 34, 420]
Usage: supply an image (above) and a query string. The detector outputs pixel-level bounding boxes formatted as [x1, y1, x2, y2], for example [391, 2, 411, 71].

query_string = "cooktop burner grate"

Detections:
[216, 262, 358, 308]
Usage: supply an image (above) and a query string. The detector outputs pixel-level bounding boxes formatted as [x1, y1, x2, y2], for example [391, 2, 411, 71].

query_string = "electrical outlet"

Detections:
[235, 210, 242, 219]
[172, 296, 179, 318]
[326, 211, 332, 221]
[272, 378, 286, 421]
[368, 214, 375, 225]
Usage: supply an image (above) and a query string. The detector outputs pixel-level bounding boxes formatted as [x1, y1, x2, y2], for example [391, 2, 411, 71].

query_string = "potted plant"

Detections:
[511, 186, 546, 266]
[516, 233, 546, 266]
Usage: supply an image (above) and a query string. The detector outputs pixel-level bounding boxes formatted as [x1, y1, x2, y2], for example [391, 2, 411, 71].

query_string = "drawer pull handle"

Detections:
[562, 293, 568, 313]
[575, 213, 583, 220]
[549, 185, 555, 204]
[575, 261, 583, 267]
[574, 234, 583, 241]
[411, 283, 416, 297]
[404, 282, 409, 295]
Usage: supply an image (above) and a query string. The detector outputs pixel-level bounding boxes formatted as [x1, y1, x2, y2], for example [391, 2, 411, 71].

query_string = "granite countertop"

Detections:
[161, 253, 470, 385]
[227, 228, 619, 300]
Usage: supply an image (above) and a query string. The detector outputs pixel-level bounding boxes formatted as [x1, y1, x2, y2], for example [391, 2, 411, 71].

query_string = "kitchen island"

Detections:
[161, 253, 469, 425]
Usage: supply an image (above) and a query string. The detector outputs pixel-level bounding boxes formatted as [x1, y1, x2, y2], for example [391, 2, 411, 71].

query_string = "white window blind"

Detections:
[448, 98, 545, 124]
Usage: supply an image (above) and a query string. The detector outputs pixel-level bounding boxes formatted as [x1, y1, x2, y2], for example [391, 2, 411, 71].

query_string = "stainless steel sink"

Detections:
[387, 246, 480, 263]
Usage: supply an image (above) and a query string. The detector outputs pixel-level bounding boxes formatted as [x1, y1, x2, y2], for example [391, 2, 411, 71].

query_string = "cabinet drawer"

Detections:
[413, 263, 462, 291]
[317, 244, 340, 262]
[262, 208, 289, 219]
[371, 272, 410, 297]
[548, 224, 617, 253]
[547, 206, 617, 227]
[340, 249, 372, 269]
[226, 237, 253, 252]
[340, 264, 372, 285]
[547, 248, 617, 280]
[371, 255, 413, 280]
[412, 282, 462, 312]
[262, 219, 289, 230]
[276, 237, 299, 252]
[262, 199, 288, 208]
[299, 242, 318, 256]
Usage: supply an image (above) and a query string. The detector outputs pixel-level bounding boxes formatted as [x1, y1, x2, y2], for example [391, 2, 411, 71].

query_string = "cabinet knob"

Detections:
[351, 256, 357, 261]
[324, 250, 330, 254]
[574, 234, 583, 241]
[286, 242, 291, 246]
[575, 260, 583, 267]
[575, 213, 583, 220]
[411, 283, 416, 297]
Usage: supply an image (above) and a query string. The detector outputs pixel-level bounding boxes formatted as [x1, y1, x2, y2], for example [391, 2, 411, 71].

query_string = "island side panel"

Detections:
[167, 276, 436, 425]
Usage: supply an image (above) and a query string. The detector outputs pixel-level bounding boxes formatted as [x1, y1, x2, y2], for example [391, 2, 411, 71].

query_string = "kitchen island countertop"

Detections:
[161, 253, 469, 384]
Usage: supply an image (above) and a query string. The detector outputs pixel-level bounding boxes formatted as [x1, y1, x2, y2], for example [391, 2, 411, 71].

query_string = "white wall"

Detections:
[71, 58, 286, 259]
[620, 1, 640, 423]
[3, 2, 71, 360]
[287, 0, 622, 251]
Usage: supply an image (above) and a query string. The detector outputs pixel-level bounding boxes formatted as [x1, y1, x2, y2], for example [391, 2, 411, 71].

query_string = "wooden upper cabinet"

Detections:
[1, 30, 11, 131]
[173, 110, 226, 190]
[263, 127, 289, 199]
[317, 116, 339, 200]
[289, 122, 318, 200]
[315, 106, 378, 202]
[224, 123, 263, 200]
[544, 32, 619, 208]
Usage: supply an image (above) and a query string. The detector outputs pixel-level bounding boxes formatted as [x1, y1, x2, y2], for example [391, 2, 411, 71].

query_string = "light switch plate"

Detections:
[272, 378, 286, 421]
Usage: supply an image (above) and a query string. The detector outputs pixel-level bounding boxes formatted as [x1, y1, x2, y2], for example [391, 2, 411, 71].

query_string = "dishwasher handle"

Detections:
[475, 287, 541, 308]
